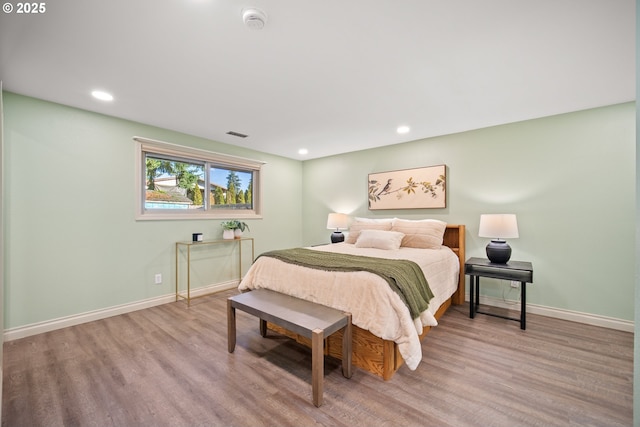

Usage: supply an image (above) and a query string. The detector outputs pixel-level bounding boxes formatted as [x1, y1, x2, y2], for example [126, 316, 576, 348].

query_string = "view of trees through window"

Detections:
[144, 155, 253, 211]
[209, 168, 253, 209]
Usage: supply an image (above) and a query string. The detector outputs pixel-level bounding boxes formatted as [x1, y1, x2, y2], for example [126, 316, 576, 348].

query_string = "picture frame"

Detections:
[368, 165, 446, 210]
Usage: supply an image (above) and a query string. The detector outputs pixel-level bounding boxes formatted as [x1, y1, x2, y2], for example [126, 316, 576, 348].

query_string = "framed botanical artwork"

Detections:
[368, 165, 446, 210]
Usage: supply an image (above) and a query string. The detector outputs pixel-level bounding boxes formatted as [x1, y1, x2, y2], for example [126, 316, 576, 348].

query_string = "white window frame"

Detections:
[134, 136, 265, 220]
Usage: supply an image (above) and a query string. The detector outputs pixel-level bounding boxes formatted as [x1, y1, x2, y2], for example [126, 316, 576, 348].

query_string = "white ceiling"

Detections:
[0, 0, 635, 160]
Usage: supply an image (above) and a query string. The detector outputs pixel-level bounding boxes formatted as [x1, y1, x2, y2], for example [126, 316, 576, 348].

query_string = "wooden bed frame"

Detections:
[268, 224, 466, 381]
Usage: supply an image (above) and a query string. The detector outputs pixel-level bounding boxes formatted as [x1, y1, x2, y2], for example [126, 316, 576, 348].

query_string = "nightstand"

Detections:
[465, 257, 533, 330]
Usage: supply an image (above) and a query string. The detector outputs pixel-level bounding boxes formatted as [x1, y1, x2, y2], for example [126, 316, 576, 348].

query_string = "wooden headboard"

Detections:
[444, 224, 466, 305]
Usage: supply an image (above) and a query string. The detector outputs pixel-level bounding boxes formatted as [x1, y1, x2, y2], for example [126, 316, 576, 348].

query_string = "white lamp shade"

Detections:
[327, 213, 349, 230]
[478, 214, 519, 239]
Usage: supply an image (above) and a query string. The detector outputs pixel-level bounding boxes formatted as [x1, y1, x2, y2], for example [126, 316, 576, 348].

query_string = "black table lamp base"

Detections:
[331, 231, 344, 243]
[486, 240, 512, 263]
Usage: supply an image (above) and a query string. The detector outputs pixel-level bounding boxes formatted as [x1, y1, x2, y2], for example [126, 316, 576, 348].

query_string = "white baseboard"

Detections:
[468, 294, 634, 333]
[4, 281, 239, 341]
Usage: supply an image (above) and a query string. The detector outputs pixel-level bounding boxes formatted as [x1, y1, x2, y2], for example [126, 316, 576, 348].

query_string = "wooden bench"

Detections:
[227, 289, 353, 407]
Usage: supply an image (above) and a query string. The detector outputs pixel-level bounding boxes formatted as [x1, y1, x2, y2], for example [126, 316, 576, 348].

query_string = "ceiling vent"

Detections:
[226, 131, 248, 138]
[242, 8, 267, 30]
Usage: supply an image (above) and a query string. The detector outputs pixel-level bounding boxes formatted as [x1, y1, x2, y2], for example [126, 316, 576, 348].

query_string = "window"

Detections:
[134, 137, 264, 220]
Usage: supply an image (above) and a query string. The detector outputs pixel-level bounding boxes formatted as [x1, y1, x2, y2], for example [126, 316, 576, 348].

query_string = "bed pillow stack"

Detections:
[391, 218, 447, 249]
[345, 217, 394, 244]
[346, 217, 447, 250]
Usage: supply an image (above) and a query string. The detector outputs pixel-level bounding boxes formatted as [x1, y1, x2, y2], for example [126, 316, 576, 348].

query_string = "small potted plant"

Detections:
[221, 220, 250, 239]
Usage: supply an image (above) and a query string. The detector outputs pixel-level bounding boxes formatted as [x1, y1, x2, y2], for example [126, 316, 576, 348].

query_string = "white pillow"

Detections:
[345, 217, 394, 244]
[355, 229, 405, 250]
[391, 218, 447, 249]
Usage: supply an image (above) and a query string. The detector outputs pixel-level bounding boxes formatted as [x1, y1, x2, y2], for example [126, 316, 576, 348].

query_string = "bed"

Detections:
[237, 219, 466, 380]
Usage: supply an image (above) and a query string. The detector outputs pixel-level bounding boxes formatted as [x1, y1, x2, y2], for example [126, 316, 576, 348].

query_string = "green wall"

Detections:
[302, 102, 636, 321]
[2, 92, 635, 330]
[2, 92, 304, 329]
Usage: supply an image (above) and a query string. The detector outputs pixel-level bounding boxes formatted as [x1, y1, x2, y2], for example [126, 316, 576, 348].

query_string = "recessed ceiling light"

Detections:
[91, 90, 114, 101]
[397, 125, 410, 134]
[298, 148, 308, 155]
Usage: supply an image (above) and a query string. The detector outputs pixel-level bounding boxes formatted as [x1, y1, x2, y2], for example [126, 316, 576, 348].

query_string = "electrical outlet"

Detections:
[510, 280, 520, 288]
[154, 273, 162, 284]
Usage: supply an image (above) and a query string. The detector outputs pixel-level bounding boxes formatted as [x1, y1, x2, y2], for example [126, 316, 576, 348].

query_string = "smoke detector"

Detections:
[242, 8, 267, 30]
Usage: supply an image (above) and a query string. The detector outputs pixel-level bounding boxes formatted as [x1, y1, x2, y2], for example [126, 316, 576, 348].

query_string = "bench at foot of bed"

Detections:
[227, 289, 352, 407]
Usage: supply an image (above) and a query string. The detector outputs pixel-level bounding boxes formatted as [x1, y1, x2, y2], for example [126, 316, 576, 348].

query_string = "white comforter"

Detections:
[238, 243, 460, 370]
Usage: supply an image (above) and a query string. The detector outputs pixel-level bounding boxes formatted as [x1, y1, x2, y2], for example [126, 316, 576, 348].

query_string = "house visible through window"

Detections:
[145, 156, 206, 210]
[135, 137, 264, 220]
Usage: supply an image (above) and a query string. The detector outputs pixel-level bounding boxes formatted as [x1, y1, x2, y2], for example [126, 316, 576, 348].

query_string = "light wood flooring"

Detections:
[2, 289, 633, 427]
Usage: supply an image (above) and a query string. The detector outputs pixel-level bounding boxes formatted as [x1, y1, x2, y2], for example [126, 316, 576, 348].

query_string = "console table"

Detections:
[176, 238, 254, 306]
[465, 257, 533, 329]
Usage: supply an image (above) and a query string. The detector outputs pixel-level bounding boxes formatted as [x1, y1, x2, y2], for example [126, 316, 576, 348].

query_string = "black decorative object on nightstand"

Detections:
[484, 240, 512, 263]
[331, 231, 344, 243]
[465, 257, 533, 329]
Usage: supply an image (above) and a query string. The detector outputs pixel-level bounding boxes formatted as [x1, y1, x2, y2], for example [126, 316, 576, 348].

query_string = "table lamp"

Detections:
[478, 214, 519, 263]
[327, 213, 349, 243]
